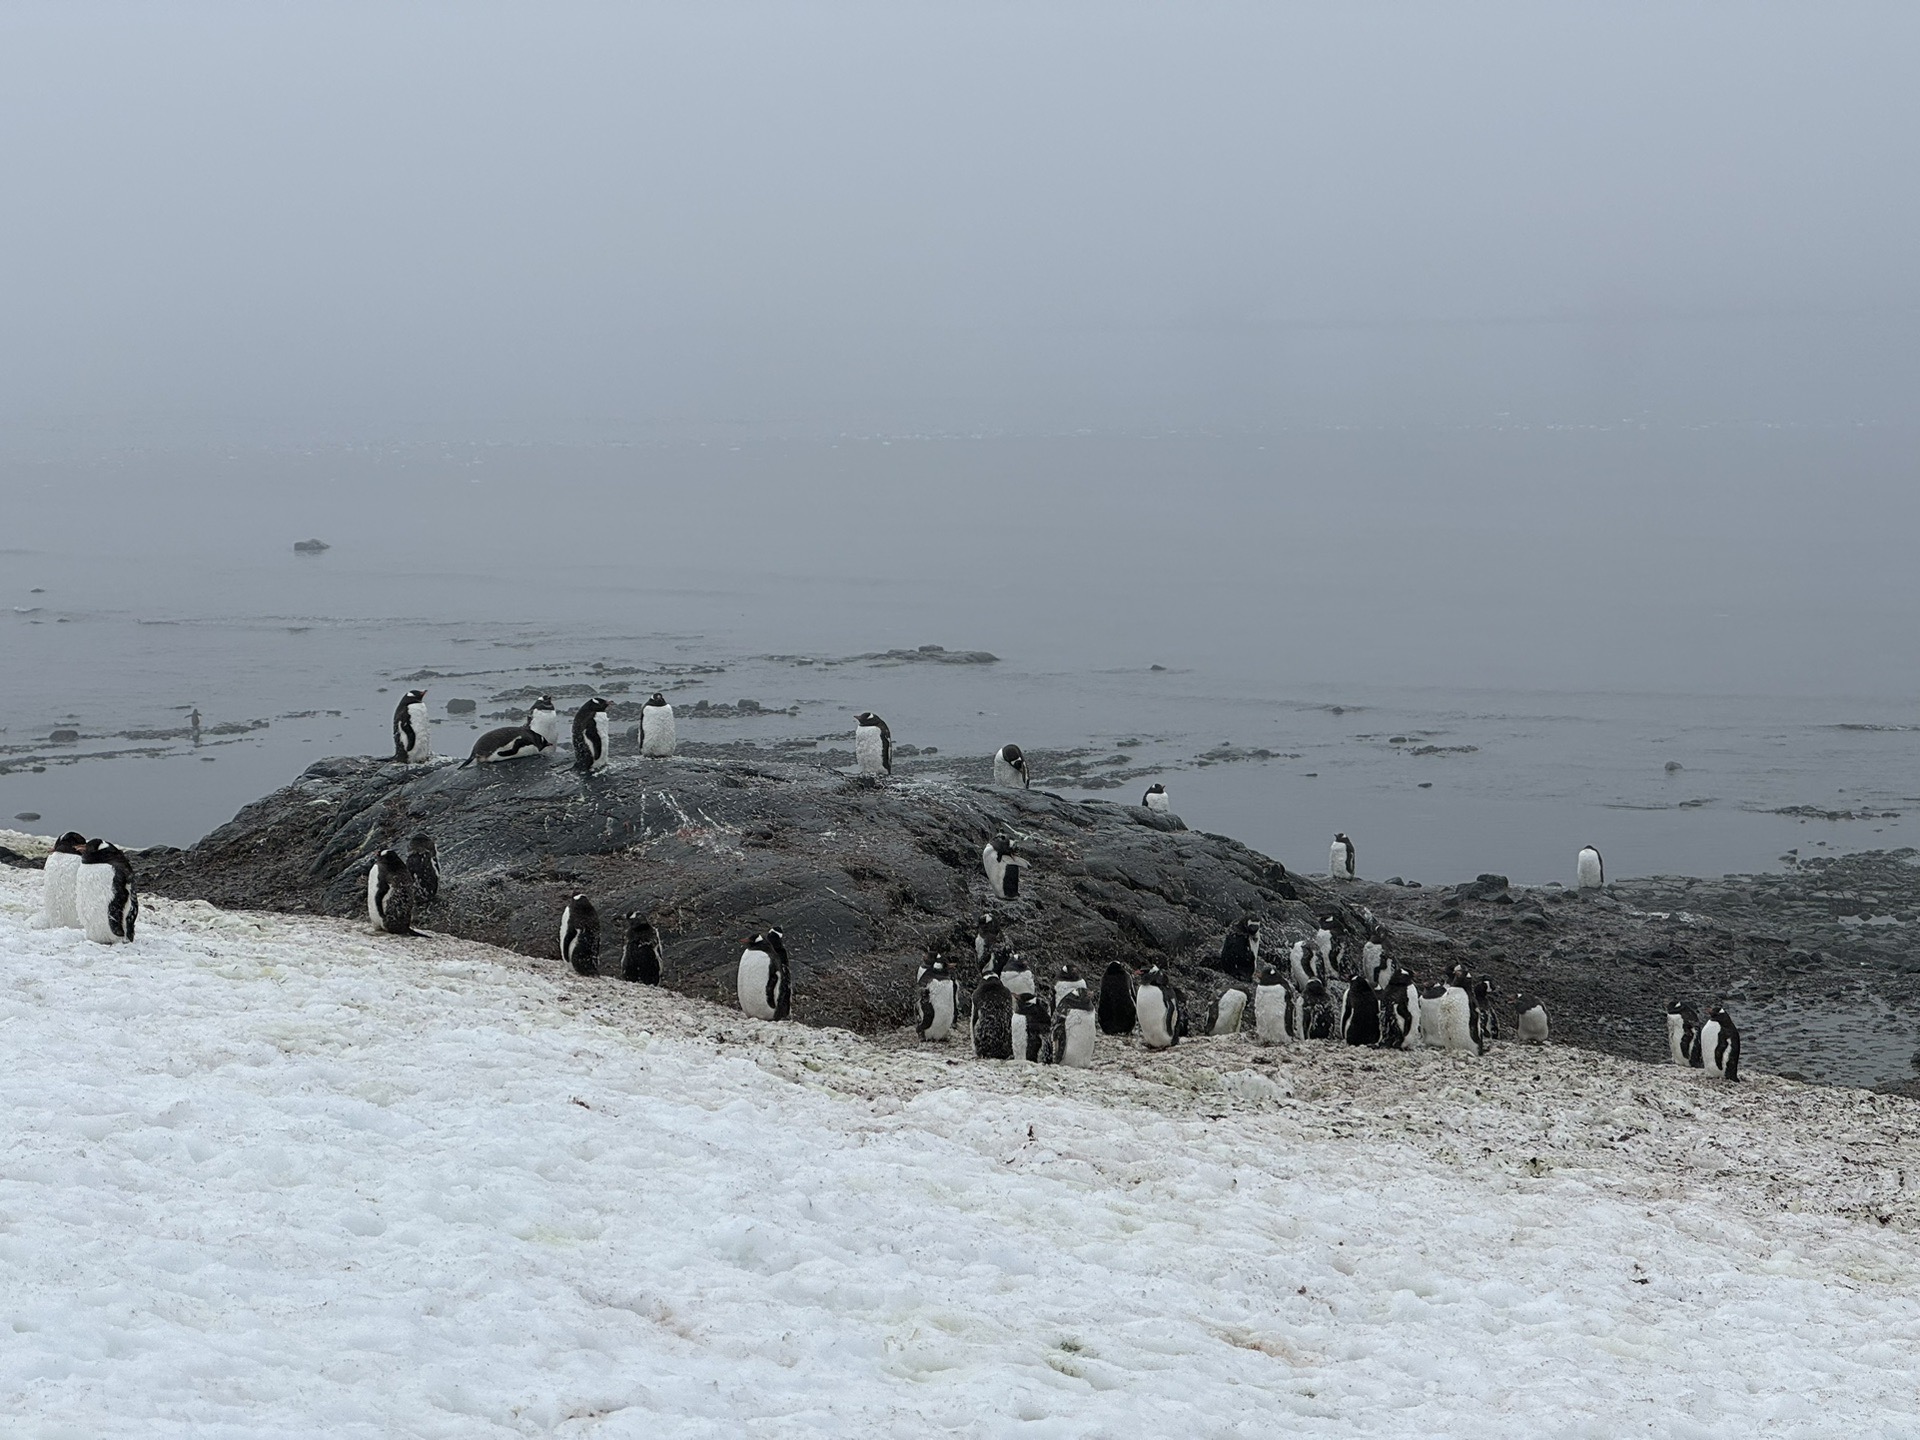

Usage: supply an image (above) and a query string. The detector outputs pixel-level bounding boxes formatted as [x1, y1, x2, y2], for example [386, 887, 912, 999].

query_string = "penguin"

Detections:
[1052, 962, 1087, 1007]
[1330, 833, 1356, 880]
[560, 894, 599, 976]
[1340, 973, 1380, 1046]
[996, 952, 1037, 1000]
[1470, 976, 1499, 1049]
[1218, 918, 1261, 982]
[1253, 960, 1293, 1045]
[971, 973, 1014, 1059]
[1014, 993, 1054, 1062]
[460, 723, 552, 767]
[392, 689, 431, 763]
[1312, 916, 1338, 975]
[1141, 783, 1170, 813]
[639, 692, 677, 757]
[1576, 845, 1605, 890]
[853, 712, 892, 775]
[993, 743, 1030, 789]
[621, 914, 663, 984]
[365, 849, 413, 936]
[1378, 968, 1419, 1050]
[1135, 966, 1182, 1049]
[974, 911, 1003, 964]
[1205, 987, 1248, 1036]
[405, 833, 440, 903]
[917, 957, 958, 1040]
[1418, 974, 1484, 1055]
[1297, 978, 1335, 1041]
[1699, 1004, 1741, 1081]
[1360, 940, 1389, 991]
[572, 696, 613, 772]
[1051, 987, 1097, 1068]
[737, 929, 791, 1021]
[527, 695, 564, 747]
[1096, 959, 1137, 1035]
[1515, 994, 1549, 1044]
[1666, 999, 1704, 1068]
[38, 830, 87, 928]
[1289, 938, 1316, 991]
[982, 834, 1026, 899]
[75, 838, 137, 945]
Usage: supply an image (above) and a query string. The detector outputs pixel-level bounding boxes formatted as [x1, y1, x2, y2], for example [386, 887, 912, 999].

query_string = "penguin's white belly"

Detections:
[923, 982, 955, 1040]
[1312, 931, 1332, 971]
[593, 714, 613, 762]
[855, 727, 886, 774]
[1330, 844, 1350, 878]
[1666, 1014, 1690, 1065]
[1136, 986, 1174, 1048]
[367, 867, 384, 928]
[1210, 989, 1246, 1035]
[1421, 989, 1475, 1053]
[1254, 984, 1292, 1044]
[1009, 1008, 1030, 1061]
[1289, 943, 1313, 990]
[1517, 1006, 1549, 1043]
[1056, 1010, 1096, 1067]
[1362, 941, 1386, 989]
[1576, 850, 1603, 889]
[1000, 971, 1035, 1000]
[1398, 986, 1424, 1048]
[738, 950, 776, 1020]
[75, 863, 125, 944]
[405, 704, 431, 761]
[1054, 979, 1086, 1007]
[641, 708, 677, 757]
[1144, 792, 1169, 813]
[1699, 1020, 1731, 1077]
[42, 852, 82, 928]
[530, 711, 563, 746]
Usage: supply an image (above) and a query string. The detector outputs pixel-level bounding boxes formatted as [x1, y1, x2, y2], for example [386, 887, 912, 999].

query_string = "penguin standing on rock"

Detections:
[1470, 977, 1499, 1049]
[1218, 918, 1261, 982]
[639, 693, 677, 757]
[1419, 972, 1484, 1055]
[1097, 960, 1136, 1035]
[527, 695, 563, 747]
[621, 914, 663, 984]
[1577, 846, 1605, 890]
[996, 952, 1037, 1001]
[365, 850, 414, 935]
[1297, 978, 1335, 1040]
[1699, 1004, 1741, 1080]
[405, 833, 440, 903]
[460, 723, 551, 767]
[1014, 993, 1054, 1062]
[1052, 962, 1087, 1007]
[560, 895, 599, 975]
[1253, 960, 1293, 1045]
[1135, 966, 1183, 1049]
[1142, 783, 1170, 813]
[1666, 1000, 1703, 1067]
[1379, 968, 1419, 1049]
[737, 929, 791, 1021]
[1360, 940, 1390, 991]
[38, 831, 87, 928]
[1052, 988, 1097, 1067]
[853, 712, 892, 776]
[982, 834, 1026, 899]
[1289, 939, 1316, 991]
[993, 744, 1030, 789]
[974, 912, 1003, 963]
[76, 838, 138, 945]
[1340, 973, 1380, 1046]
[1330, 833, 1356, 880]
[392, 689, 431, 763]
[572, 697, 612, 772]
[1515, 994, 1549, 1044]
[917, 957, 958, 1040]
[971, 974, 1014, 1058]
[1206, 988, 1248, 1036]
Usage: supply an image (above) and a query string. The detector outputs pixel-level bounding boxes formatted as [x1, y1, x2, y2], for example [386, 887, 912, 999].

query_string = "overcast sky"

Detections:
[2, 2, 1916, 445]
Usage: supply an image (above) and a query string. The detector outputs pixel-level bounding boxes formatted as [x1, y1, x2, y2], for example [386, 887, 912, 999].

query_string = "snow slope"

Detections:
[1, 869, 1916, 1438]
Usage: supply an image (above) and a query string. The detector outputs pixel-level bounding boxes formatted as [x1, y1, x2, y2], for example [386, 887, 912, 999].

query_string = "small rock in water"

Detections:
[48, 729, 79, 744]
[1150, 664, 1167, 672]
[1665, 760, 1684, 772]
[29, 587, 44, 594]
[446, 698, 477, 715]
[14, 812, 40, 822]
[292, 538, 331, 553]
[1418, 781, 1433, 789]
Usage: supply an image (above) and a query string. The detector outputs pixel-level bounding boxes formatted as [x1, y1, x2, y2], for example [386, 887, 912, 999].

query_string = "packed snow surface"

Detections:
[2, 869, 1918, 1437]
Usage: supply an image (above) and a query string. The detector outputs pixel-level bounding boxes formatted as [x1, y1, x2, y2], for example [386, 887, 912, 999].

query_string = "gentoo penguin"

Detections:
[1378, 968, 1419, 1049]
[1053, 962, 1087, 1007]
[982, 834, 1026, 899]
[1218, 918, 1261, 981]
[1096, 960, 1137, 1035]
[638, 692, 677, 758]
[365, 849, 414, 936]
[993, 743, 1030, 789]
[1206, 987, 1248, 1036]
[737, 929, 791, 1021]
[1051, 987, 1097, 1068]
[460, 723, 551, 767]
[405, 833, 440, 903]
[1666, 1000, 1704, 1068]
[560, 894, 599, 976]
[75, 838, 137, 945]
[1360, 940, 1389, 991]
[1330, 832, 1356, 880]
[38, 830, 87, 928]
[1289, 939, 1316, 991]
[1312, 916, 1338, 975]
[1699, 1004, 1741, 1081]
[392, 689, 431, 763]
[1470, 976, 1499, 1049]
[1576, 845, 1605, 890]
[1515, 994, 1549, 1044]
[853, 712, 892, 776]
[917, 957, 958, 1040]
[971, 974, 1014, 1059]
[1135, 966, 1182, 1049]
[572, 697, 613, 772]
[996, 952, 1037, 1000]
[1340, 973, 1380, 1047]
[621, 914, 663, 984]
[1253, 960, 1293, 1045]
[1014, 993, 1054, 1062]
[1419, 974, 1484, 1055]
[526, 695, 564, 748]
[1297, 978, 1335, 1041]
[974, 911, 1004, 964]
[1142, 783, 1170, 813]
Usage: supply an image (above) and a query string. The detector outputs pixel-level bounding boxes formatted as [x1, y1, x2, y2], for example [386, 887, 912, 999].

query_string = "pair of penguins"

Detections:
[391, 688, 676, 771]
[35, 831, 139, 945]
[556, 894, 669, 986]
[1665, 998, 1742, 1080]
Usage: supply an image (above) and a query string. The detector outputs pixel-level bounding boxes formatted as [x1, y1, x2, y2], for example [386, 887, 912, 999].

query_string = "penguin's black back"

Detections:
[1097, 961, 1136, 1035]
[621, 915, 661, 984]
[1219, 925, 1256, 981]
[1341, 975, 1379, 1046]
[564, 897, 600, 975]
[972, 977, 1013, 1059]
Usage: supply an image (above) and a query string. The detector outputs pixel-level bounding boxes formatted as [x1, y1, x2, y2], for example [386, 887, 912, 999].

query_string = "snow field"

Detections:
[1, 869, 1917, 1437]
